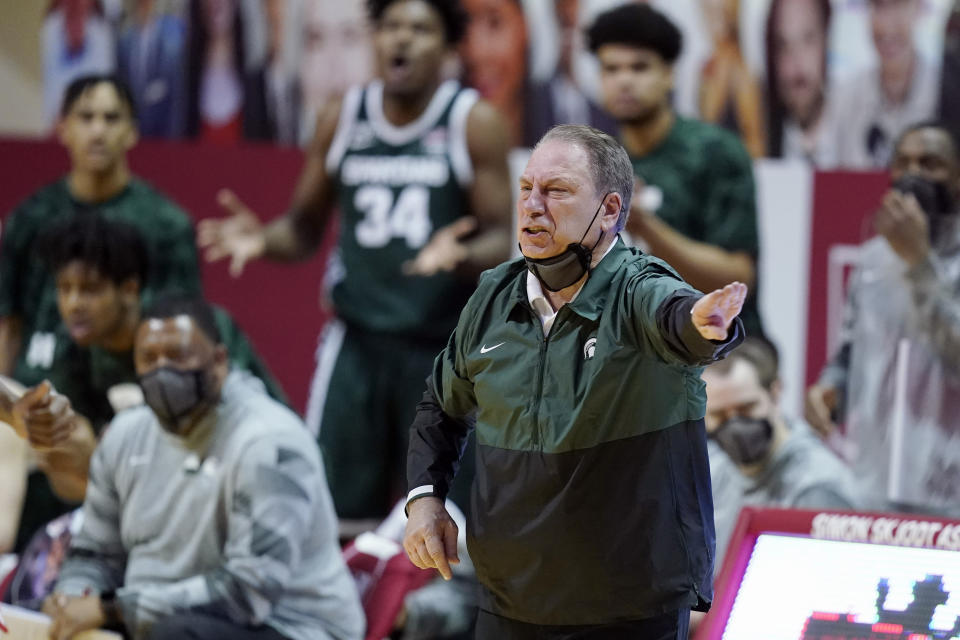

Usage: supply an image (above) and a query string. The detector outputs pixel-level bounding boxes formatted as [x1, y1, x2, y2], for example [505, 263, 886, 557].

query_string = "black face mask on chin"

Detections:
[710, 416, 775, 467]
[522, 194, 609, 292]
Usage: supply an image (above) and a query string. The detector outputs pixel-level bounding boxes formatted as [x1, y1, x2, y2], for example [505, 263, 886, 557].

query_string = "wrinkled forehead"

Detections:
[521, 141, 594, 187]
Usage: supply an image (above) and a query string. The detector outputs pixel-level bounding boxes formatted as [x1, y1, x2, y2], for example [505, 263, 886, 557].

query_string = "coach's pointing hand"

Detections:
[404, 497, 459, 581]
[691, 281, 747, 341]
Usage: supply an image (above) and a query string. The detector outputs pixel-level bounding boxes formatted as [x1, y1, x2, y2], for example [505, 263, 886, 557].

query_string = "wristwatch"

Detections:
[100, 590, 121, 626]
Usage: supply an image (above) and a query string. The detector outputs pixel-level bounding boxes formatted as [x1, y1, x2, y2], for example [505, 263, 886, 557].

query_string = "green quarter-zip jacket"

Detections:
[407, 237, 743, 625]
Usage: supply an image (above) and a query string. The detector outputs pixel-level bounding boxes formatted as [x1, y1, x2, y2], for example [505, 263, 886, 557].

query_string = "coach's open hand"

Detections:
[403, 497, 460, 581]
[691, 282, 747, 341]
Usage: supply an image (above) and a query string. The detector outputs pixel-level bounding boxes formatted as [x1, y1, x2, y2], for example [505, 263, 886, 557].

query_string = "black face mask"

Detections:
[892, 174, 957, 220]
[710, 416, 774, 467]
[138, 366, 214, 436]
[522, 195, 609, 292]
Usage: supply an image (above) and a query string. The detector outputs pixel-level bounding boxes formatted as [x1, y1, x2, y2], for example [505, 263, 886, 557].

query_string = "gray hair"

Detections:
[536, 124, 634, 231]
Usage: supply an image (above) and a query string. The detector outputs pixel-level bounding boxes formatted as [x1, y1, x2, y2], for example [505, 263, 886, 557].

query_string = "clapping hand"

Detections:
[875, 190, 930, 268]
[197, 189, 267, 277]
[804, 383, 839, 437]
[13, 381, 75, 448]
[14, 381, 96, 500]
[691, 282, 747, 341]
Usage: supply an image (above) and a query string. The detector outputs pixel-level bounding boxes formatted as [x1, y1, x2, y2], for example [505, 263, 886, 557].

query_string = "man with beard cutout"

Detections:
[199, 0, 512, 528]
[806, 122, 960, 516]
[404, 125, 745, 639]
[586, 4, 765, 340]
[42, 296, 364, 640]
[764, 0, 834, 164]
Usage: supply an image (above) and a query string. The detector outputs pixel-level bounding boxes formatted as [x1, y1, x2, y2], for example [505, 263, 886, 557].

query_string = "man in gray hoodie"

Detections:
[42, 295, 364, 640]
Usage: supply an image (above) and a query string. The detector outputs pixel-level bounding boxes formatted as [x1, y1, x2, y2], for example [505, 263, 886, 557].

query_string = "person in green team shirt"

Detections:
[586, 4, 766, 338]
[199, 0, 513, 527]
[0, 74, 202, 383]
[0, 213, 284, 554]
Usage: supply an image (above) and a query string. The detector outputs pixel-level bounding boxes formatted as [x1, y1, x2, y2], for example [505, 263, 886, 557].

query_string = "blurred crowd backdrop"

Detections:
[1, 0, 957, 168]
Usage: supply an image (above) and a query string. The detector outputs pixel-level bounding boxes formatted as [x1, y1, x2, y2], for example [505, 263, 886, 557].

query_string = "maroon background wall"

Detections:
[0, 136, 334, 413]
[805, 171, 889, 387]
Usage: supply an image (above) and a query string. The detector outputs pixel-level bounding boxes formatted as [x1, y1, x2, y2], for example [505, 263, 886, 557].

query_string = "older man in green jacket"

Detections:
[404, 124, 746, 639]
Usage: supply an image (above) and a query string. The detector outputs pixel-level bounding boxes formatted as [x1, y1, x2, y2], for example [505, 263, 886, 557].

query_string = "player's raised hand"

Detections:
[691, 281, 747, 341]
[403, 497, 460, 581]
[403, 216, 477, 277]
[198, 189, 267, 277]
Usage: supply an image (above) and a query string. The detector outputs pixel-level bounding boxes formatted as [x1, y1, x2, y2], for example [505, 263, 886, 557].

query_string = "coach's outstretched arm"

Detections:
[689, 281, 748, 342]
[641, 276, 747, 367]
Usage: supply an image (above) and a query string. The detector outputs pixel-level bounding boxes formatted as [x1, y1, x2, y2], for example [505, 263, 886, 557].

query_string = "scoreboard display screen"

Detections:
[696, 508, 960, 640]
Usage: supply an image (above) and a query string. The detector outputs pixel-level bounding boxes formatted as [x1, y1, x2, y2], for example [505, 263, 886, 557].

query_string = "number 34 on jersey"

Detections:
[343, 154, 452, 250]
[354, 184, 431, 250]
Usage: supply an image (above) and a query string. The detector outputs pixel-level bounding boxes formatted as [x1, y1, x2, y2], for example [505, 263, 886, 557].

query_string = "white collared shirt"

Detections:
[526, 236, 619, 336]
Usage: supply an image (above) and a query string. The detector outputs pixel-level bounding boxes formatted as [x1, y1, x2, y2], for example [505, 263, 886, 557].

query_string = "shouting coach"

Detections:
[403, 124, 746, 639]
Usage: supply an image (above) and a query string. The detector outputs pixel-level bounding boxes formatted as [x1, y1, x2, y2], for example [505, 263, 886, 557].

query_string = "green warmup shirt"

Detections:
[0, 177, 202, 383]
[12, 306, 286, 554]
[630, 117, 764, 337]
[407, 238, 744, 625]
[324, 79, 478, 342]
